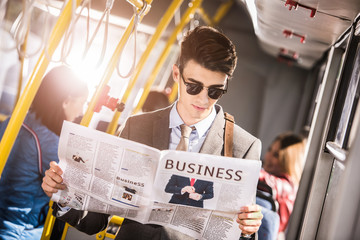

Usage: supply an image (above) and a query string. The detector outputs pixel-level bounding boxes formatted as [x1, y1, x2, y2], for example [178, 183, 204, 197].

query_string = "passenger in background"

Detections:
[0, 66, 88, 240]
[142, 90, 170, 113]
[257, 132, 306, 240]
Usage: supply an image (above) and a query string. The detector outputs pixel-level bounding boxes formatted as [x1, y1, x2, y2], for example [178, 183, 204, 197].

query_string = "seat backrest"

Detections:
[256, 181, 278, 212]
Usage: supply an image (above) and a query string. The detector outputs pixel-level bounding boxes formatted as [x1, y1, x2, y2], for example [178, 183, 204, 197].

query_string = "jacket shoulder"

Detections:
[233, 124, 262, 160]
[124, 107, 169, 131]
[119, 106, 171, 147]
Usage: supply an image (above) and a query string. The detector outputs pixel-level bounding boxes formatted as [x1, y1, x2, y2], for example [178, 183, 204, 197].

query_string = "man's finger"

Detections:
[49, 161, 63, 175]
[41, 182, 58, 194]
[240, 204, 262, 213]
[238, 224, 259, 235]
[236, 218, 262, 227]
[45, 169, 63, 184]
[43, 175, 66, 189]
[237, 211, 263, 220]
[41, 181, 66, 197]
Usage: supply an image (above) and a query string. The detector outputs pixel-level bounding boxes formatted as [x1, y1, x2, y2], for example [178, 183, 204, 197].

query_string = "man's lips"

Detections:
[192, 104, 206, 111]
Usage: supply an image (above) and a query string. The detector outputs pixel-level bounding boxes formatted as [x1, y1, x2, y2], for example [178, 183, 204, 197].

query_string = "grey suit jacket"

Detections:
[54, 104, 261, 240]
[120, 104, 261, 159]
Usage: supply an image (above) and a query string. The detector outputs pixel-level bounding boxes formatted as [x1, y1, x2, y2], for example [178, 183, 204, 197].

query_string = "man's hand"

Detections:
[181, 186, 195, 194]
[236, 204, 263, 236]
[42, 161, 66, 197]
[189, 193, 202, 201]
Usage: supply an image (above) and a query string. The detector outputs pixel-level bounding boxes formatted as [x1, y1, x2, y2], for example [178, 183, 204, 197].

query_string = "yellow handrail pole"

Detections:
[196, 7, 212, 26]
[106, 0, 184, 135]
[133, 0, 203, 114]
[103, 216, 124, 238]
[41, 201, 56, 240]
[168, 82, 178, 103]
[79, 15, 137, 126]
[0, 0, 81, 177]
[60, 224, 70, 240]
[80, 0, 152, 127]
[212, 0, 234, 26]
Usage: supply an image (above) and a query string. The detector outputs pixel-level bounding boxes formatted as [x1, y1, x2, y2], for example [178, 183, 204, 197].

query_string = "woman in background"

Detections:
[258, 132, 306, 239]
[0, 66, 88, 240]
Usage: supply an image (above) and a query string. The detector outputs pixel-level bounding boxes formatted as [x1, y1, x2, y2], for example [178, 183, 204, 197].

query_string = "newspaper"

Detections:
[52, 121, 262, 240]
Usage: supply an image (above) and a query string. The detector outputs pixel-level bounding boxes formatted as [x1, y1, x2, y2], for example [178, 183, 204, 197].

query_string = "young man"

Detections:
[42, 26, 263, 240]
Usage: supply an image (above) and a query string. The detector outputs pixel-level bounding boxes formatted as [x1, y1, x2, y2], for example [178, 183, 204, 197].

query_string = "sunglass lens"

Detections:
[208, 88, 223, 99]
[187, 83, 203, 95]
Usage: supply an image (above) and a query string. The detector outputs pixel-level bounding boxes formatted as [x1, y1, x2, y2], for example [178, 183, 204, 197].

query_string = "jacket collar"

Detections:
[152, 104, 225, 154]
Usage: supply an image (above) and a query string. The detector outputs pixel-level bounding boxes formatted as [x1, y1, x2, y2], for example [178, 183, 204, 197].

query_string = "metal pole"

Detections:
[212, 0, 234, 26]
[196, 7, 212, 25]
[15, 1, 31, 104]
[106, 0, 184, 135]
[80, 0, 153, 127]
[168, 81, 178, 103]
[80, 15, 137, 126]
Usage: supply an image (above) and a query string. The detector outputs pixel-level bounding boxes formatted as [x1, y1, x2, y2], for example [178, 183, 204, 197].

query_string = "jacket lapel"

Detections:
[152, 106, 172, 150]
[199, 105, 225, 156]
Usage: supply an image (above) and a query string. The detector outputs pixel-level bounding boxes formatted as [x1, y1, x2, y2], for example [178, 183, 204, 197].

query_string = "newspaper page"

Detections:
[52, 121, 261, 239]
[130, 151, 261, 239]
[52, 121, 161, 214]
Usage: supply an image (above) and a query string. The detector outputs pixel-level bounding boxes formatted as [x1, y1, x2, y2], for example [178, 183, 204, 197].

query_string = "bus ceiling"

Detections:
[243, 0, 360, 69]
[89, 0, 360, 69]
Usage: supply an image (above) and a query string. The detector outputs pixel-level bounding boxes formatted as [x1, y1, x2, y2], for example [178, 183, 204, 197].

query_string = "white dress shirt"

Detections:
[169, 101, 216, 153]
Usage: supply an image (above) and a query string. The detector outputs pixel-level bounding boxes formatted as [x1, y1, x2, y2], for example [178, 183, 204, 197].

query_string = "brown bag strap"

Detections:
[224, 112, 234, 157]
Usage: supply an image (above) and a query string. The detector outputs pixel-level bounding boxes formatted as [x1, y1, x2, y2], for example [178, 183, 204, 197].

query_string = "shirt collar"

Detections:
[169, 101, 217, 138]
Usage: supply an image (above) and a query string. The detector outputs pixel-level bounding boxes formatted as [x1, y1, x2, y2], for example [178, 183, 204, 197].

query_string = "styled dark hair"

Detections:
[31, 66, 88, 135]
[178, 26, 237, 77]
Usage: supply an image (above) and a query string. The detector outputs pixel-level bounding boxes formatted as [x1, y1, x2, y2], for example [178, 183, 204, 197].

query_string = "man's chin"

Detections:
[190, 112, 209, 122]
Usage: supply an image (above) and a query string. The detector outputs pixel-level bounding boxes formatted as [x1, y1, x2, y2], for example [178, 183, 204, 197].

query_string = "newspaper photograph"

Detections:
[153, 151, 261, 212]
[52, 121, 262, 239]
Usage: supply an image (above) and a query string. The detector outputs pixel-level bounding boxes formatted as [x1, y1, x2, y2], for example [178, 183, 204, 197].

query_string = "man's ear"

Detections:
[172, 64, 180, 84]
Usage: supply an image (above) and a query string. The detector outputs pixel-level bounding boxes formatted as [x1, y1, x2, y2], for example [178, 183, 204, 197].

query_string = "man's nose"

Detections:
[198, 88, 209, 103]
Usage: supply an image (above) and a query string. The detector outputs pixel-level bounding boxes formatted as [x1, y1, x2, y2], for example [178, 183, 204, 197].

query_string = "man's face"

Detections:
[173, 59, 228, 125]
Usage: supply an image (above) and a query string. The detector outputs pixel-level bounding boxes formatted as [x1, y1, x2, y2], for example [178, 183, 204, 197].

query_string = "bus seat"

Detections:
[256, 181, 280, 240]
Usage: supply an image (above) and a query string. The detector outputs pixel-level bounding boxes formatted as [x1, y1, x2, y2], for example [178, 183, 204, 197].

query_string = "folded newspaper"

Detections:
[52, 121, 262, 240]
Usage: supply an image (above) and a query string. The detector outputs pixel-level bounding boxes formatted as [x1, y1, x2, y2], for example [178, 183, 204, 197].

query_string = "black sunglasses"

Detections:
[180, 72, 227, 100]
